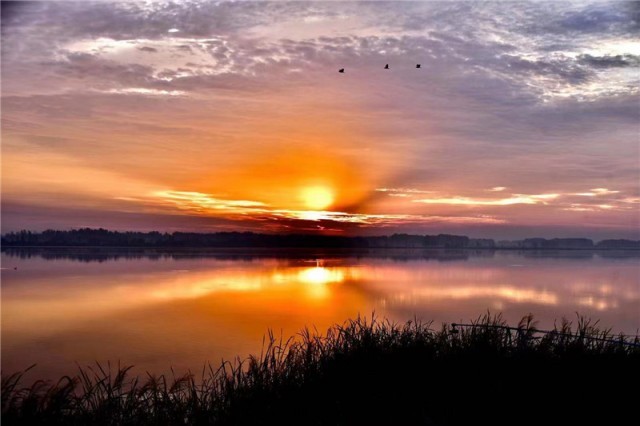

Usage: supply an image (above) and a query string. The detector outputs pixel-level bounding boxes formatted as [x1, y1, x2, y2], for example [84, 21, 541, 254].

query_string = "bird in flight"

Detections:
[338, 64, 422, 73]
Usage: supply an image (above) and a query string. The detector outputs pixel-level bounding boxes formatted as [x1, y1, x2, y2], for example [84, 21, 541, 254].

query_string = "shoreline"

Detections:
[3, 245, 640, 251]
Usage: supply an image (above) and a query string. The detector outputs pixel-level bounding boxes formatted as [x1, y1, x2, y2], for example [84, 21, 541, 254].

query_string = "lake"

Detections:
[2, 248, 639, 380]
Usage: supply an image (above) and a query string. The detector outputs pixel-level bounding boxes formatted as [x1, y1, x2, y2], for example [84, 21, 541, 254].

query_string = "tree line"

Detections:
[2, 228, 639, 249]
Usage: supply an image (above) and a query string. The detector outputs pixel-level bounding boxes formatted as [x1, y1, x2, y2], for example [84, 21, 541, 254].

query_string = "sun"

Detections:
[301, 186, 334, 210]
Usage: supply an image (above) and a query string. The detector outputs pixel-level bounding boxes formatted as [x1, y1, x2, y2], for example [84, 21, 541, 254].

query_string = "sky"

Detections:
[1, 0, 639, 239]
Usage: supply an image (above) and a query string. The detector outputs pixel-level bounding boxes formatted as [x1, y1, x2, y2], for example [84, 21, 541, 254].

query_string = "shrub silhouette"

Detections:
[2, 313, 639, 425]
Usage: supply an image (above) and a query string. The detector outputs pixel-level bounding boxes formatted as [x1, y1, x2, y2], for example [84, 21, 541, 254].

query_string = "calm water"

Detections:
[2, 248, 639, 380]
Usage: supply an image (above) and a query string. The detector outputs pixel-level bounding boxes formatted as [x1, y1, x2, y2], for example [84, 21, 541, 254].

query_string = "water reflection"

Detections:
[2, 249, 638, 381]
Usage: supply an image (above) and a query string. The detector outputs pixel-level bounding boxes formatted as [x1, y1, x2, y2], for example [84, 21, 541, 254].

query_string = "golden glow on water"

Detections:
[2, 252, 639, 380]
[299, 266, 339, 284]
[402, 286, 558, 305]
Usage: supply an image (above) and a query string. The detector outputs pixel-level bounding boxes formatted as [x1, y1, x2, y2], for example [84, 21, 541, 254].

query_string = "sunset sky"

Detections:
[2, 1, 639, 239]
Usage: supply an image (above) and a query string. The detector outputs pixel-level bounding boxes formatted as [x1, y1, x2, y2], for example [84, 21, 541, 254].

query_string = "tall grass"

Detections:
[3, 314, 639, 425]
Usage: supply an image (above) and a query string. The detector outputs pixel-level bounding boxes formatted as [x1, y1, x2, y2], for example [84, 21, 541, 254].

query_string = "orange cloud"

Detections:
[412, 194, 560, 206]
[143, 189, 505, 229]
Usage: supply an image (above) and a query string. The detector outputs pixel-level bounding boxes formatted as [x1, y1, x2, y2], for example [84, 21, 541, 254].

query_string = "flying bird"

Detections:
[384, 64, 389, 69]
[416, 64, 421, 68]
[338, 68, 344, 73]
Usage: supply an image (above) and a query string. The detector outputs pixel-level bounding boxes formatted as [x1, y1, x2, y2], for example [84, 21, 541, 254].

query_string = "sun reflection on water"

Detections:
[298, 266, 344, 285]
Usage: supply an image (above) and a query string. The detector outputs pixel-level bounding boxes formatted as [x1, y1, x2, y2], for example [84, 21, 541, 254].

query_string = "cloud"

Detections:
[380, 187, 635, 214]
[578, 53, 640, 68]
[574, 188, 621, 196]
[535, 2, 639, 35]
[103, 88, 186, 96]
[376, 188, 435, 195]
[1, 1, 638, 238]
[413, 194, 561, 207]
[152, 190, 267, 213]
[137, 46, 158, 53]
[145, 190, 504, 230]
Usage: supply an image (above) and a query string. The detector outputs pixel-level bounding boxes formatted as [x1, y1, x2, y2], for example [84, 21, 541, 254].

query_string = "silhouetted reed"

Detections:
[3, 314, 639, 425]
